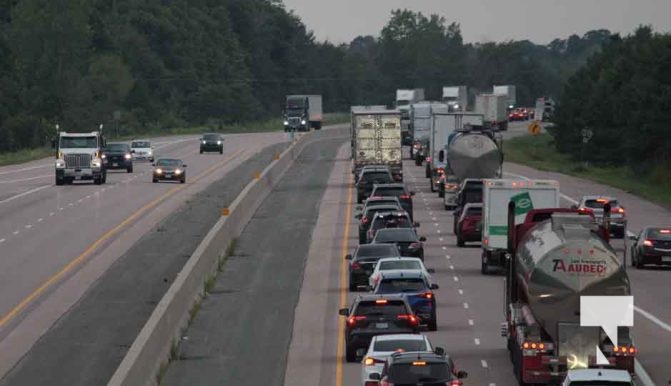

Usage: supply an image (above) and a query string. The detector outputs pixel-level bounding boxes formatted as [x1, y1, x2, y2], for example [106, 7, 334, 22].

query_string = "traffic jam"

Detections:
[340, 100, 670, 386]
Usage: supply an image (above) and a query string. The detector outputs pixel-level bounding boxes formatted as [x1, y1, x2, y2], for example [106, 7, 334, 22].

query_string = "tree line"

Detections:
[551, 26, 671, 182]
[0, 2, 614, 152]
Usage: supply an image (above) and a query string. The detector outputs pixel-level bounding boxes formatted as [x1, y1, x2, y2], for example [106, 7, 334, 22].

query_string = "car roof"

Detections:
[378, 257, 423, 263]
[373, 183, 405, 188]
[380, 269, 425, 279]
[355, 294, 408, 302]
[373, 334, 427, 342]
[374, 211, 409, 218]
[564, 369, 632, 382]
[131, 139, 150, 143]
[366, 196, 400, 201]
[389, 351, 449, 364]
[464, 203, 483, 209]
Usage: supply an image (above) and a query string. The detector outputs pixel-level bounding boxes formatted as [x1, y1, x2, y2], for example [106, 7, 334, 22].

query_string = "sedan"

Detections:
[345, 244, 401, 291]
[360, 334, 434, 384]
[631, 227, 671, 269]
[372, 228, 426, 260]
[152, 158, 187, 183]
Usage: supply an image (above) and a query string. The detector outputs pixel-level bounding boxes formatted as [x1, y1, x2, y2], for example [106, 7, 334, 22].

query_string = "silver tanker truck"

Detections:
[501, 206, 636, 385]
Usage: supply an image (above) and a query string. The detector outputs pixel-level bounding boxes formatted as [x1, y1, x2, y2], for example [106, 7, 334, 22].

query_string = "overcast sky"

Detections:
[280, 0, 671, 45]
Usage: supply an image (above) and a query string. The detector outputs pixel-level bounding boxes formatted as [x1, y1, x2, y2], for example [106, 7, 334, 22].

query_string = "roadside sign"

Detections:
[528, 121, 541, 135]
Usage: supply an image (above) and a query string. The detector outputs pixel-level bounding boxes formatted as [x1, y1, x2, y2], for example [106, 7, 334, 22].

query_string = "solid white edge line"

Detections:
[505, 171, 659, 385]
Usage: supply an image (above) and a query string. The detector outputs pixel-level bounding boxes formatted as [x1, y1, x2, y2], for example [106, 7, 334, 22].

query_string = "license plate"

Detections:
[75, 176, 81, 180]
[165, 174, 172, 178]
[662, 257, 671, 262]
[375, 323, 388, 329]
[112, 163, 118, 167]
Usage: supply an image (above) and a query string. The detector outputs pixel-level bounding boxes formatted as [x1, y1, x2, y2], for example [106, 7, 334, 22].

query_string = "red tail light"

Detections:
[449, 381, 463, 386]
[347, 315, 367, 327]
[397, 314, 419, 326]
[615, 207, 625, 214]
[351, 262, 362, 270]
[426, 157, 431, 163]
[643, 239, 653, 247]
[362, 216, 369, 224]
[660, 229, 671, 234]
[409, 242, 421, 249]
[400, 194, 411, 199]
[424, 292, 433, 299]
[364, 381, 379, 386]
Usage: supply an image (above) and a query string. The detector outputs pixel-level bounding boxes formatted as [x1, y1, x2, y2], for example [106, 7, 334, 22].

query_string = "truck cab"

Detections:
[53, 127, 107, 186]
[284, 95, 310, 132]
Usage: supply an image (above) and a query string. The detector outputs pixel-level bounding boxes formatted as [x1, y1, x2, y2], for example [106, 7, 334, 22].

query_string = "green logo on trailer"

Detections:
[512, 192, 534, 216]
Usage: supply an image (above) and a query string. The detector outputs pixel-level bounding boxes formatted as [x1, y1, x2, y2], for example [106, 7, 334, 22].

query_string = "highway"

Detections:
[0, 131, 291, 382]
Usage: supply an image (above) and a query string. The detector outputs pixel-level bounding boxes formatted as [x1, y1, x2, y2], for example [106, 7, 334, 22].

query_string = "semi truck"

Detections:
[445, 127, 503, 182]
[427, 113, 484, 191]
[395, 89, 425, 146]
[283, 95, 323, 132]
[481, 179, 560, 273]
[501, 203, 636, 385]
[351, 107, 403, 181]
[410, 102, 448, 163]
[442, 86, 468, 112]
[475, 94, 509, 131]
[493, 84, 517, 109]
[350, 105, 388, 157]
[53, 124, 107, 185]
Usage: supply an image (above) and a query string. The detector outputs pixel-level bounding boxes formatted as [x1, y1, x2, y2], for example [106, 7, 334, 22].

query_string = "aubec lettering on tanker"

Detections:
[551, 258, 608, 276]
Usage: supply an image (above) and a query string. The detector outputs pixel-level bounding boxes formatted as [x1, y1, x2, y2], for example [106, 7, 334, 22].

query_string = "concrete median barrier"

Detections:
[107, 132, 313, 386]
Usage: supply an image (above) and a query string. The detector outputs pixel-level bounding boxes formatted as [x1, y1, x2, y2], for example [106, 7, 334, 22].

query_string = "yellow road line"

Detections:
[335, 169, 353, 386]
[0, 148, 245, 329]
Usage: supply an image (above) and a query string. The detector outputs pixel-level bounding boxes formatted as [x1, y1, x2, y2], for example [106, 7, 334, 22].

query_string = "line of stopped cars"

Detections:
[98, 133, 226, 184]
[341, 164, 469, 386]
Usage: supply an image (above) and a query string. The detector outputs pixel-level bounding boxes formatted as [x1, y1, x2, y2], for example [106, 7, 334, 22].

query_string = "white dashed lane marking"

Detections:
[449, 265, 454, 270]
[474, 338, 480, 345]
[464, 302, 469, 309]
[13, 231, 19, 235]
[37, 218, 43, 222]
[468, 319, 474, 326]
[458, 289, 463, 295]
[442, 246, 447, 250]
[453, 276, 459, 282]
[481, 360, 489, 368]
[0, 238, 5, 243]
[24, 225, 31, 229]
[49, 212, 54, 216]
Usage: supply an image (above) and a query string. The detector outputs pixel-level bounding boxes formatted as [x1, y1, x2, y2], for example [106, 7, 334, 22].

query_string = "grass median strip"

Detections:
[504, 133, 671, 206]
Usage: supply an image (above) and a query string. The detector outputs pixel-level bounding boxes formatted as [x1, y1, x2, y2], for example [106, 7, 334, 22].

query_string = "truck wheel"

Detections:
[94, 176, 102, 185]
[438, 187, 444, 198]
[415, 158, 422, 166]
[430, 180, 435, 192]
[457, 237, 465, 247]
[428, 318, 437, 331]
[127, 166, 133, 173]
[55, 176, 64, 186]
[481, 259, 489, 275]
[425, 164, 431, 178]
[453, 216, 458, 234]
[102, 172, 107, 183]
[357, 195, 363, 204]
[345, 345, 357, 363]
[219, 148, 223, 154]
[152, 178, 158, 183]
[200, 149, 203, 154]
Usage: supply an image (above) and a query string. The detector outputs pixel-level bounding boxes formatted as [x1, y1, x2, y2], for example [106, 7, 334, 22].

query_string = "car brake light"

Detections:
[400, 194, 411, 199]
[643, 240, 653, 247]
[362, 216, 369, 224]
[660, 229, 671, 233]
[375, 299, 388, 304]
[347, 315, 366, 327]
[615, 207, 625, 214]
[351, 262, 362, 270]
[397, 314, 419, 326]
[412, 361, 426, 366]
[424, 292, 433, 299]
[450, 380, 463, 386]
[596, 198, 608, 203]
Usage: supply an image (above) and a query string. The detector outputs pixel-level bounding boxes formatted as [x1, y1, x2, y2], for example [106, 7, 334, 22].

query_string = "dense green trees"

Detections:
[0, 3, 628, 152]
[552, 26, 671, 179]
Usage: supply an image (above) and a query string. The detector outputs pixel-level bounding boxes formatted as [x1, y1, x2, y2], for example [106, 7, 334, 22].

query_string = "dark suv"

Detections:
[372, 270, 439, 331]
[366, 211, 418, 244]
[357, 204, 404, 243]
[102, 143, 133, 173]
[368, 351, 468, 386]
[338, 294, 421, 362]
[370, 183, 415, 220]
[200, 133, 224, 154]
[356, 168, 394, 203]
[346, 244, 401, 291]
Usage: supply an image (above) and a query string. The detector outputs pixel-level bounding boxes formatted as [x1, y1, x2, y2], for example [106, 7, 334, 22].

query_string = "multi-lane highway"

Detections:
[0, 131, 290, 382]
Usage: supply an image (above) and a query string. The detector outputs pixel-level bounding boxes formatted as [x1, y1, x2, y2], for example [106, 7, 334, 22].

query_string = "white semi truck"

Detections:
[53, 125, 107, 185]
[351, 107, 403, 181]
[442, 86, 468, 112]
[475, 94, 509, 131]
[492, 84, 517, 109]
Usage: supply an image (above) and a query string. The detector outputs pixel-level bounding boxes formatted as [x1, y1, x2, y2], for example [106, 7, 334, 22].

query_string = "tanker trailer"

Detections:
[445, 127, 503, 181]
[501, 205, 636, 385]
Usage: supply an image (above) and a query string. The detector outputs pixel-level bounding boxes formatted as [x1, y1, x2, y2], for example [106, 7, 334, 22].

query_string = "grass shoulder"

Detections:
[504, 133, 671, 206]
[0, 113, 350, 167]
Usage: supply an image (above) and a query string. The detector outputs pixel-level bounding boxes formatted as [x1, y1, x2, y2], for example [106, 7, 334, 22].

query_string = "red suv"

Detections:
[456, 203, 482, 247]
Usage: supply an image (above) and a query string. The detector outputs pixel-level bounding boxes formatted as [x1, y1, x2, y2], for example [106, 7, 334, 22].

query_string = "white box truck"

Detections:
[475, 94, 508, 131]
[481, 178, 560, 274]
[351, 108, 403, 181]
[442, 86, 468, 111]
[493, 85, 516, 108]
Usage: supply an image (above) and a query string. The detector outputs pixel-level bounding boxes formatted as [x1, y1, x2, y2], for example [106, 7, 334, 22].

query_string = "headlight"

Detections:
[92, 158, 102, 168]
[454, 104, 460, 109]
[56, 159, 65, 168]
[147, 150, 152, 155]
[202, 140, 206, 144]
[301, 120, 306, 125]
[101, 154, 106, 159]
[124, 153, 131, 160]
[174, 169, 182, 175]
[217, 141, 222, 145]
[155, 168, 163, 174]
[283, 120, 289, 125]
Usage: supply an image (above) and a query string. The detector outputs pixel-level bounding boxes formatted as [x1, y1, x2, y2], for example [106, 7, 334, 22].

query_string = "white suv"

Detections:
[562, 369, 633, 386]
[130, 140, 154, 162]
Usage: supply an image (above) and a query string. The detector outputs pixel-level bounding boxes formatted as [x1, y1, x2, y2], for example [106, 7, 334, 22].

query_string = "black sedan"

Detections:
[102, 143, 133, 173]
[631, 227, 671, 269]
[200, 133, 224, 154]
[372, 228, 426, 260]
[345, 244, 401, 291]
[152, 158, 187, 183]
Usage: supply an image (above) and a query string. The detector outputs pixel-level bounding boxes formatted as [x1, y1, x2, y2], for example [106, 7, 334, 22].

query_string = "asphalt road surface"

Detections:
[282, 138, 668, 385]
[160, 128, 348, 385]
[0, 131, 292, 380]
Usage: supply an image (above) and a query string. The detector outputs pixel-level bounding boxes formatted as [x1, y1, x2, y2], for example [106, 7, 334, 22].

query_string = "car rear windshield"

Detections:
[131, 141, 150, 148]
[366, 201, 399, 209]
[356, 245, 400, 257]
[355, 300, 407, 316]
[648, 228, 671, 240]
[365, 206, 400, 218]
[387, 362, 451, 383]
[362, 172, 392, 182]
[105, 144, 128, 152]
[375, 229, 417, 242]
[466, 207, 482, 215]
[377, 278, 428, 294]
[374, 187, 405, 196]
[380, 260, 422, 271]
[584, 199, 619, 209]
[462, 189, 482, 203]
[374, 339, 427, 352]
[372, 216, 412, 230]
[156, 159, 181, 166]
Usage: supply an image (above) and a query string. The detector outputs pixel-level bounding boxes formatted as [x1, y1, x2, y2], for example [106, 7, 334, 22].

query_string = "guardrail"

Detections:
[107, 132, 314, 386]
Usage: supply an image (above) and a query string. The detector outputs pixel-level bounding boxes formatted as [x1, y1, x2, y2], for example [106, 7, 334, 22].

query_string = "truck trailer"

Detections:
[493, 84, 517, 109]
[475, 94, 509, 131]
[351, 107, 403, 182]
[442, 86, 468, 112]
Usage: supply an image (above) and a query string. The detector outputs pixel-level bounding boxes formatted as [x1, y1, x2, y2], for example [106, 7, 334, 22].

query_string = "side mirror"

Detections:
[434, 347, 445, 356]
[369, 373, 381, 381]
[345, 254, 352, 260]
[430, 283, 439, 290]
[183, 164, 188, 167]
[427, 268, 436, 273]
[457, 370, 468, 379]
[419, 236, 427, 242]
[338, 308, 349, 316]
[355, 214, 362, 219]
[413, 222, 420, 228]
[570, 205, 578, 210]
